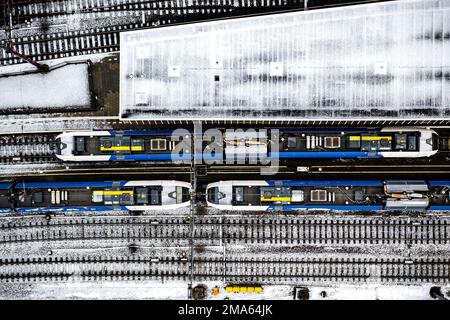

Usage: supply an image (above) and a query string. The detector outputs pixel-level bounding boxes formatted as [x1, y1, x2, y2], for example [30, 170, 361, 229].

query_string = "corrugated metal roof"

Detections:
[120, 0, 450, 120]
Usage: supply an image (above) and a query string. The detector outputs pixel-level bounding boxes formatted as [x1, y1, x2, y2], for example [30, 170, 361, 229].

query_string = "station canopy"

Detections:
[120, 0, 450, 121]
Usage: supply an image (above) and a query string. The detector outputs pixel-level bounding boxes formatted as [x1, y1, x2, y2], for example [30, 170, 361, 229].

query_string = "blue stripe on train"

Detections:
[428, 206, 450, 210]
[109, 154, 192, 161]
[268, 205, 384, 211]
[266, 180, 383, 187]
[271, 151, 380, 158]
[0, 183, 12, 190]
[107, 151, 383, 161]
[109, 154, 224, 161]
[16, 206, 129, 213]
[18, 181, 127, 188]
[276, 128, 375, 133]
[109, 130, 186, 136]
[427, 181, 450, 186]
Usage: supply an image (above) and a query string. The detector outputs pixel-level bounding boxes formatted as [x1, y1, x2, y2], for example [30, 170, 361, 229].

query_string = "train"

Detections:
[55, 127, 438, 162]
[0, 180, 191, 214]
[206, 180, 450, 211]
[2, 178, 450, 214]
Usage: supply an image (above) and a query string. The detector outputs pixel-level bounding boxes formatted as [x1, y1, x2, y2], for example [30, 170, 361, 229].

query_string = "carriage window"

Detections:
[150, 139, 167, 151]
[234, 187, 244, 202]
[324, 137, 340, 148]
[287, 137, 297, 148]
[407, 136, 417, 150]
[394, 134, 407, 150]
[310, 190, 327, 201]
[136, 188, 148, 205]
[150, 189, 161, 205]
[75, 137, 85, 152]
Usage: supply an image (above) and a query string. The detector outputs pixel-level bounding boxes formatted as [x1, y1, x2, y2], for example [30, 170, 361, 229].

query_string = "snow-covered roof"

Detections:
[0, 62, 91, 111]
[119, 0, 450, 120]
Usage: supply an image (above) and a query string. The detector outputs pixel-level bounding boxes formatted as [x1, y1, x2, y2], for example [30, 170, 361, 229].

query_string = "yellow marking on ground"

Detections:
[131, 146, 143, 151]
[349, 136, 361, 141]
[225, 286, 263, 293]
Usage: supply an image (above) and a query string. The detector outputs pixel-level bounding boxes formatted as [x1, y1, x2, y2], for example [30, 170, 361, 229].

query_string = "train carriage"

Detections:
[1, 180, 191, 214]
[55, 127, 439, 162]
[206, 180, 450, 212]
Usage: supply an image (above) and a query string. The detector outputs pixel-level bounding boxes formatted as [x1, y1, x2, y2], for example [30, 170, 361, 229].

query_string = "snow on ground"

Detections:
[0, 280, 189, 300]
[120, 0, 450, 120]
[0, 163, 62, 175]
[0, 281, 448, 300]
[12, 13, 141, 39]
[306, 284, 450, 300]
[0, 212, 449, 299]
[0, 63, 90, 110]
[0, 117, 116, 135]
[204, 282, 450, 300]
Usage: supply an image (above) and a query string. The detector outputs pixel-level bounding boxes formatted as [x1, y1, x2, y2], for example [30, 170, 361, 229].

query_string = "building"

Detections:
[120, 0, 450, 121]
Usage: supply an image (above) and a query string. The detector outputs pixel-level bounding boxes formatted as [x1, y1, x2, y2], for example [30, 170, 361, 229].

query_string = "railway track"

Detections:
[0, 24, 122, 65]
[0, 0, 384, 66]
[1, 216, 449, 246]
[0, 0, 297, 65]
[2, 0, 239, 25]
[0, 134, 58, 163]
[0, 256, 449, 283]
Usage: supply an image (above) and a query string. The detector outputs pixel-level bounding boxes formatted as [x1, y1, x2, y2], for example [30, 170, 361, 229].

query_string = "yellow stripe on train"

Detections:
[100, 146, 143, 151]
[260, 197, 291, 202]
[100, 146, 130, 151]
[349, 136, 392, 141]
[93, 190, 134, 196]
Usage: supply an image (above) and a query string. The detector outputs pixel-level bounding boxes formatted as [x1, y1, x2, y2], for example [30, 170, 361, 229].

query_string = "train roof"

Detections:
[18, 181, 129, 189]
[120, 0, 450, 121]
[17, 181, 191, 189]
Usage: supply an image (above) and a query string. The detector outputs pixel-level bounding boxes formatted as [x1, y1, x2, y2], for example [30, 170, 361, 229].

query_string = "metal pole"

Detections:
[2, 0, 49, 72]
[187, 121, 201, 299]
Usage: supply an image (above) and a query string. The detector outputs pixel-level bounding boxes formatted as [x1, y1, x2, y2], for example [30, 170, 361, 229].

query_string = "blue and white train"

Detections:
[55, 127, 438, 162]
[0, 180, 191, 214]
[206, 180, 450, 212]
